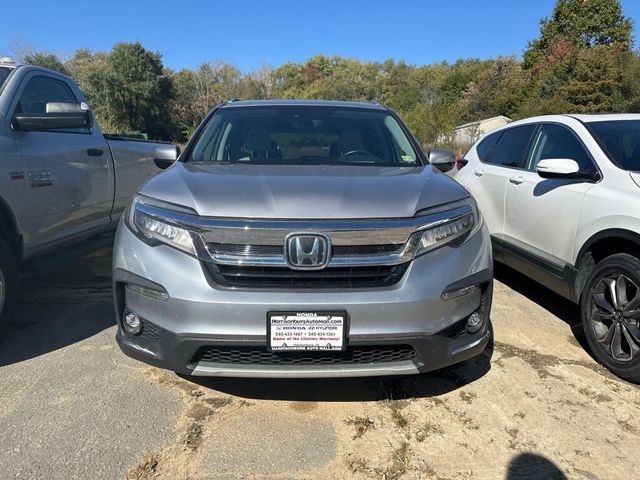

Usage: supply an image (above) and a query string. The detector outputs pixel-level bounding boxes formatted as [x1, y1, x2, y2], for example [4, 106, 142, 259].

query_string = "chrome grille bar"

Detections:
[135, 203, 473, 246]
[207, 234, 421, 267]
[134, 202, 473, 268]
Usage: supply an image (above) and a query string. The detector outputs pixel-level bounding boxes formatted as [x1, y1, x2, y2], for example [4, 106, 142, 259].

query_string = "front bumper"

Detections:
[113, 221, 493, 378]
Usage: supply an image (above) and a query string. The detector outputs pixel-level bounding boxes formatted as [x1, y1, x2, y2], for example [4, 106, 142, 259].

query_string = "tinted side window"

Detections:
[16, 75, 77, 114]
[528, 124, 595, 173]
[489, 125, 536, 168]
[476, 131, 501, 162]
[589, 120, 640, 172]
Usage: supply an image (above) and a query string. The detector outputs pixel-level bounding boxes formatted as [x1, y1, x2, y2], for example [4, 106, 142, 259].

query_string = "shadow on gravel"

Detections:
[0, 248, 115, 367]
[183, 338, 494, 403]
[506, 452, 567, 480]
[494, 262, 591, 353]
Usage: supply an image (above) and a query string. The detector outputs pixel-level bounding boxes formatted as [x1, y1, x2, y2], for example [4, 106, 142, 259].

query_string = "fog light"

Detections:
[123, 311, 143, 335]
[466, 311, 484, 334]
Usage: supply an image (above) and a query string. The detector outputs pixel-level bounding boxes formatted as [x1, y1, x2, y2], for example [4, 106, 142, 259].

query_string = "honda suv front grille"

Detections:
[207, 243, 403, 257]
[203, 262, 410, 288]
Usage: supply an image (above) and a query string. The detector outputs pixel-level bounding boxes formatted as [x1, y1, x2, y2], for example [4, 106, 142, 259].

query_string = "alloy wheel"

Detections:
[590, 274, 640, 362]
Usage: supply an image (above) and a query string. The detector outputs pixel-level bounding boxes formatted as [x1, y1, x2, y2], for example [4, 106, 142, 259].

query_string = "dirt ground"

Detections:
[0, 248, 637, 480]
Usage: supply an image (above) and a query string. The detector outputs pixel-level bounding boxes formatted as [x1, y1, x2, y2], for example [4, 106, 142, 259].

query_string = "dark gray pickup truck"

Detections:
[0, 59, 179, 338]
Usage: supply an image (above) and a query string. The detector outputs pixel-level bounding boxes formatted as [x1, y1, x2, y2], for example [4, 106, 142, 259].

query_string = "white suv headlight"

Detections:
[125, 195, 198, 256]
[413, 199, 482, 258]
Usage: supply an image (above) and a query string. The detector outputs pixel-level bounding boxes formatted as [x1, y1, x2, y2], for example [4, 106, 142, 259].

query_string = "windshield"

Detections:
[0, 67, 11, 90]
[188, 106, 420, 166]
[589, 120, 640, 172]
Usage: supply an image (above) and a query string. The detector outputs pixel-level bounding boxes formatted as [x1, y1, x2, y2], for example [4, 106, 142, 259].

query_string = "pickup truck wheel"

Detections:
[0, 237, 18, 342]
[581, 253, 640, 383]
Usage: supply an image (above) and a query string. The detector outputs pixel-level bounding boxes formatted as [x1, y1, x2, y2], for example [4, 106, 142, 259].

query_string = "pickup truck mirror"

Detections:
[536, 158, 580, 179]
[429, 149, 456, 173]
[13, 102, 93, 131]
[154, 145, 180, 169]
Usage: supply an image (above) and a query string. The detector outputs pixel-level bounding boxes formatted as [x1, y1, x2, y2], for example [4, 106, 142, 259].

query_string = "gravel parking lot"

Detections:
[0, 248, 637, 480]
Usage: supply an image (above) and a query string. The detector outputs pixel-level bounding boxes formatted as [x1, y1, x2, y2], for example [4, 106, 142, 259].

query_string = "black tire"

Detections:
[581, 253, 640, 383]
[0, 236, 18, 342]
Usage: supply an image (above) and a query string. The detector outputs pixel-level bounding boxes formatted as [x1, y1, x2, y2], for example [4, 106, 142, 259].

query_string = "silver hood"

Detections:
[139, 162, 469, 219]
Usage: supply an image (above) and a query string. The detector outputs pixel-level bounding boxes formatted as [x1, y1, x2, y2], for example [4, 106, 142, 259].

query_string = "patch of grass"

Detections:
[505, 426, 537, 451]
[382, 398, 410, 431]
[415, 421, 445, 442]
[203, 397, 233, 410]
[126, 453, 159, 480]
[506, 427, 519, 450]
[618, 419, 639, 434]
[345, 416, 375, 439]
[513, 411, 526, 419]
[189, 389, 205, 400]
[459, 413, 480, 430]
[416, 461, 437, 478]
[346, 457, 369, 474]
[386, 441, 412, 480]
[391, 408, 408, 430]
[184, 422, 203, 451]
[578, 387, 612, 403]
[459, 391, 476, 404]
[559, 398, 587, 407]
[186, 403, 212, 421]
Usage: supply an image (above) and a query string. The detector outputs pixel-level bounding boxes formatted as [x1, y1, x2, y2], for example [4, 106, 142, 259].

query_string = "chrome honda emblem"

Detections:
[285, 233, 331, 270]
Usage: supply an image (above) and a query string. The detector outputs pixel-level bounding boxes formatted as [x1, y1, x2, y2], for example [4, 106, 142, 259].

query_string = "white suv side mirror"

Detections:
[536, 158, 580, 179]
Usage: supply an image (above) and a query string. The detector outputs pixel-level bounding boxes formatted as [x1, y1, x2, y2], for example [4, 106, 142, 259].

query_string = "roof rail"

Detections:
[227, 98, 241, 103]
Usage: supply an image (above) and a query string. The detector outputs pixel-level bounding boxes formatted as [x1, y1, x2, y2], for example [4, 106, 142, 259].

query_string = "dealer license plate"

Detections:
[268, 311, 346, 351]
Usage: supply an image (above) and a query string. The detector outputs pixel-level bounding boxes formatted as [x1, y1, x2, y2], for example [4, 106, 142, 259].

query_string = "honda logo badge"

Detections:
[285, 233, 331, 270]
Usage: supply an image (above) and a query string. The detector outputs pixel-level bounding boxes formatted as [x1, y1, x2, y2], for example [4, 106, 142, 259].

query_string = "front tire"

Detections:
[0, 236, 18, 341]
[581, 253, 640, 383]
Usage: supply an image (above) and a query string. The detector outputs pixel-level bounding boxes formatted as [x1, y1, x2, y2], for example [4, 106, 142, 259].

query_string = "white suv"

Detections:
[455, 114, 640, 382]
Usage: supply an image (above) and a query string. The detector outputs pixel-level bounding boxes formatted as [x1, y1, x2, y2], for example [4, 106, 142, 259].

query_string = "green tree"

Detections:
[94, 42, 174, 139]
[559, 45, 623, 113]
[524, 0, 633, 67]
[615, 51, 640, 112]
[462, 57, 527, 120]
[22, 52, 68, 74]
[64, 50, 116, 131]
[169, 61, 243, 141]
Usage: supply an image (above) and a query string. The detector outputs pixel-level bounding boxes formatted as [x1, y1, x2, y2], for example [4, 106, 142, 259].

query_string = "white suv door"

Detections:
[502, 123, 598, 266]
[461, 124, 537, 239]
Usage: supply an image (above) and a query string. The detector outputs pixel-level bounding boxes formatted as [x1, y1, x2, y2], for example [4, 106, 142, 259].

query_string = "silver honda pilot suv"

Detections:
[113, 100, 493, 378]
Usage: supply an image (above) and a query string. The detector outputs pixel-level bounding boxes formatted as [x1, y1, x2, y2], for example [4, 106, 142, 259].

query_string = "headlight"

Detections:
[125, 195, 198, 256]
[413, 199, 482, 258]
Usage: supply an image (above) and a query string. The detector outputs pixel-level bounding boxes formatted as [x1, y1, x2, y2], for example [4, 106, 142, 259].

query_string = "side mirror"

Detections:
[429, 149, 456, 173]
[536, 158, 580, 179]
[153, 145, 180, 169]
[12, 102, 93, 131]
